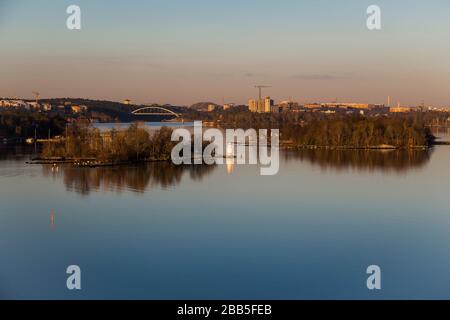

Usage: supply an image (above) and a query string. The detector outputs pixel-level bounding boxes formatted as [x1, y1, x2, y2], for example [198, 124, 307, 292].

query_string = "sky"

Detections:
[1, 0, 450, 106]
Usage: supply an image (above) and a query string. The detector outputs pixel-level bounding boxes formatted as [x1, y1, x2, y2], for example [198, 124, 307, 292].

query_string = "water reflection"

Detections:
[431, 126, 450, 142]
[284, 148, 433, 173]
[0, 145, 36, 160]
[0, 145, 437, 194]
[41, 162, 216, 195]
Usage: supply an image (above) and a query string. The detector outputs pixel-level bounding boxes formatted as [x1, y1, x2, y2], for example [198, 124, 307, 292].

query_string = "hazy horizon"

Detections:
[2, 0, 450, 106]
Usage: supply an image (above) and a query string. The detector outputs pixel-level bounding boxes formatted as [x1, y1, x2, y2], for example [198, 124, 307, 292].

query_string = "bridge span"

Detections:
[131, 106, 180, 117]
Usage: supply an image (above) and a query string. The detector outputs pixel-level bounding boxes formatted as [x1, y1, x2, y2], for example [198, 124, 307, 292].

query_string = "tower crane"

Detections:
[254, 85, 272, 100]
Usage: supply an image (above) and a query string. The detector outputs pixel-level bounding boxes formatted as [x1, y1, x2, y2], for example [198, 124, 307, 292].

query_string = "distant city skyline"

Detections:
[2, 0, 450, 106]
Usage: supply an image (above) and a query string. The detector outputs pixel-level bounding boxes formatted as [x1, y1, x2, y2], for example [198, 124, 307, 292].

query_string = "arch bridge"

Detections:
[131, 106, 180, 117]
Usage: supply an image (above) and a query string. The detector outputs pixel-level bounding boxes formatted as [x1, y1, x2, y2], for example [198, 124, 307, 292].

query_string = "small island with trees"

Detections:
[36, 124, 176, 166]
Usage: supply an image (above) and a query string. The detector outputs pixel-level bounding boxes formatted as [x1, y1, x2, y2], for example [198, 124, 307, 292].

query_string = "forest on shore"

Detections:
[0, 111, 66, 139]
[201, 111, 436, 148]
[281, 116, 434, 148]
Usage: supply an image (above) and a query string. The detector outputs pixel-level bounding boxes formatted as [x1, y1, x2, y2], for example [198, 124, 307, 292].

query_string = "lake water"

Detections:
[1, 128, 450, 299]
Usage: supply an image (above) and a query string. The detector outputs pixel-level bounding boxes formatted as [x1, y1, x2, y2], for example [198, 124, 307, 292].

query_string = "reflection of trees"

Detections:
[41, 162, 216, 196]
[283, 148, 433, 173]
[0, 146, 36, 160]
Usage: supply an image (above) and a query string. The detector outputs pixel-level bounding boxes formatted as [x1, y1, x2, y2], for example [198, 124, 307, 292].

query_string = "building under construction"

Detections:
[249, 85, 274, 113]
[248, 97, 274, 113]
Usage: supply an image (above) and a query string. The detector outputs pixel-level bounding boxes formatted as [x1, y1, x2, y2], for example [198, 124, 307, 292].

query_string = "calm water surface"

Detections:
[1, 130, 450, 299]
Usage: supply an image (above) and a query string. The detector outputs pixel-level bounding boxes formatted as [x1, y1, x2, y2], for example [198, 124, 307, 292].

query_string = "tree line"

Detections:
[282, 116, 434, 148]
[0, 111, 66, 139]
[200, 110, 435, 148]
[42, 124, 175, 162]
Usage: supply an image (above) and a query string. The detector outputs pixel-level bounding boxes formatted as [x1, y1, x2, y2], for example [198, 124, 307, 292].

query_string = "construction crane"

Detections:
[32, 91, 40, 105]
[255, 85, 272, 100]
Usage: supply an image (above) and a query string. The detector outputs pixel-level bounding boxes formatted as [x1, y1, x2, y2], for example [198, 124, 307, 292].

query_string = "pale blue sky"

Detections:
[1, 0, 450, 106]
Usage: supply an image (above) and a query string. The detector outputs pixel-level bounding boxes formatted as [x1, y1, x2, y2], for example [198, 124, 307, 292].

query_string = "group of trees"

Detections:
[283, 116, 434, 148]
[200, 110, 435, 148]
[0, 111, 66, 139]
[42, 124, 176, 162]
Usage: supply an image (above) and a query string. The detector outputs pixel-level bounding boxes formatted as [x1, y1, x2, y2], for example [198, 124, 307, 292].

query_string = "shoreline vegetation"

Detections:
[20, 113, 437, 167]
[37, 124, 175, 167]
[0, 111, 66, 143]
[213, 113, 435, 150]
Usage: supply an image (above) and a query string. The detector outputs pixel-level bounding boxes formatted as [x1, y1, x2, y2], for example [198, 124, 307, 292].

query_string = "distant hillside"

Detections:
[40, 98, 185, 122]
[190, 102, 220, 111]
[39, 98, 132, 121]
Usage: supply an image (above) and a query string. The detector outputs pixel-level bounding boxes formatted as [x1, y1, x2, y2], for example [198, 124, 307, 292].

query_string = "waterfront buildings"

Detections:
[301, 102, 392, 115]
[0, 99, 89, 115]
[390, 106, 413, 113]
[223, 103, 234, 111]
[279, 100, 299, 112]
[0, 99, 29, 109]
[304, 103, 322, 109]
[325, 103, 374, 109]
[305, 103, 375, 110]
[426, 107, 450, 112]
[42, 103, 52, 111]
[71, 105, 88, 113]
